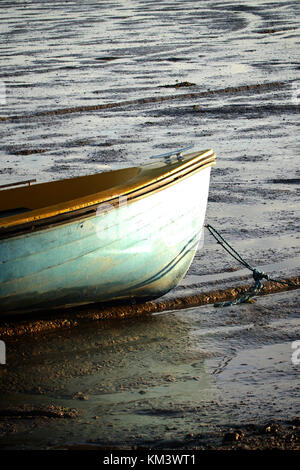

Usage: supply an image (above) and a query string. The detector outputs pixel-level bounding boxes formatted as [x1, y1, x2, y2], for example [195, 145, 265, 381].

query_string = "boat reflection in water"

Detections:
[0, 307, 216, 449]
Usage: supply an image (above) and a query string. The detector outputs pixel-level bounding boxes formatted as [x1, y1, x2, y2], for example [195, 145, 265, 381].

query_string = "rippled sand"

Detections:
[0, 0, 299, 450]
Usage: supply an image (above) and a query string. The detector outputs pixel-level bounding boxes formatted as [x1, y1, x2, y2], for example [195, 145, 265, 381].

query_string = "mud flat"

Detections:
[0, 275, 299, 339]
[0, 289, 299, 450]
[0, 0, 299, 451]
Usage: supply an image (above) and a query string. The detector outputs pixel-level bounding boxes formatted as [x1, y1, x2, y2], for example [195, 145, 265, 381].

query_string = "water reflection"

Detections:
[0, 312, 214, 448]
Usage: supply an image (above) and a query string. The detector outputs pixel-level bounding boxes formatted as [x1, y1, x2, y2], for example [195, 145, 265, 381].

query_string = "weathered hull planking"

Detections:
[0, 150, 215, 315]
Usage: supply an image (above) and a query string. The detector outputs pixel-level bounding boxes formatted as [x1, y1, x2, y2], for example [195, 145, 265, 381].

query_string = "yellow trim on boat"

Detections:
[0, 149, 215, 229]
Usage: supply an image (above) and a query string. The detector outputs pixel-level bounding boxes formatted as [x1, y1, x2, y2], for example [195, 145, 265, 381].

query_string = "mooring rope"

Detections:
[204, 223, 297, 307]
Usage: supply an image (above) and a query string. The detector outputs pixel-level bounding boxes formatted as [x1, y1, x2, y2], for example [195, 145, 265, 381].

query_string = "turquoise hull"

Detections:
[0, 168, 211, 314]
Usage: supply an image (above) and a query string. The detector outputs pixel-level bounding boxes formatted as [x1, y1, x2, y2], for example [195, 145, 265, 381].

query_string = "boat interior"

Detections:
[0, 150, 215, 230]
[0, 167, 140, 219]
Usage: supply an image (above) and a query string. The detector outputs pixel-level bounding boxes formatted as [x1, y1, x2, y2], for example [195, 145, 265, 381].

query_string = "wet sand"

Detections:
[0, 0, 299, 451]
[0, 289, 299, 450]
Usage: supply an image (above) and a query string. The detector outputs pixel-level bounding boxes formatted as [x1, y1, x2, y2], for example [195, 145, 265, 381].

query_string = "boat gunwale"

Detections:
[0, 151, 215, 240]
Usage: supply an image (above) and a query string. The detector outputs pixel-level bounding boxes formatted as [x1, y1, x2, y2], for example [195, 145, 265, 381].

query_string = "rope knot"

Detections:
[252, 269, 269, 282]
[205, 223, 295, 307]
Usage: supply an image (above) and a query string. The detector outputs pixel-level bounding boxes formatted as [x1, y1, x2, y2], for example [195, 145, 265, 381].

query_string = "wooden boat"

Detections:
[0, 148, 215, 315]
